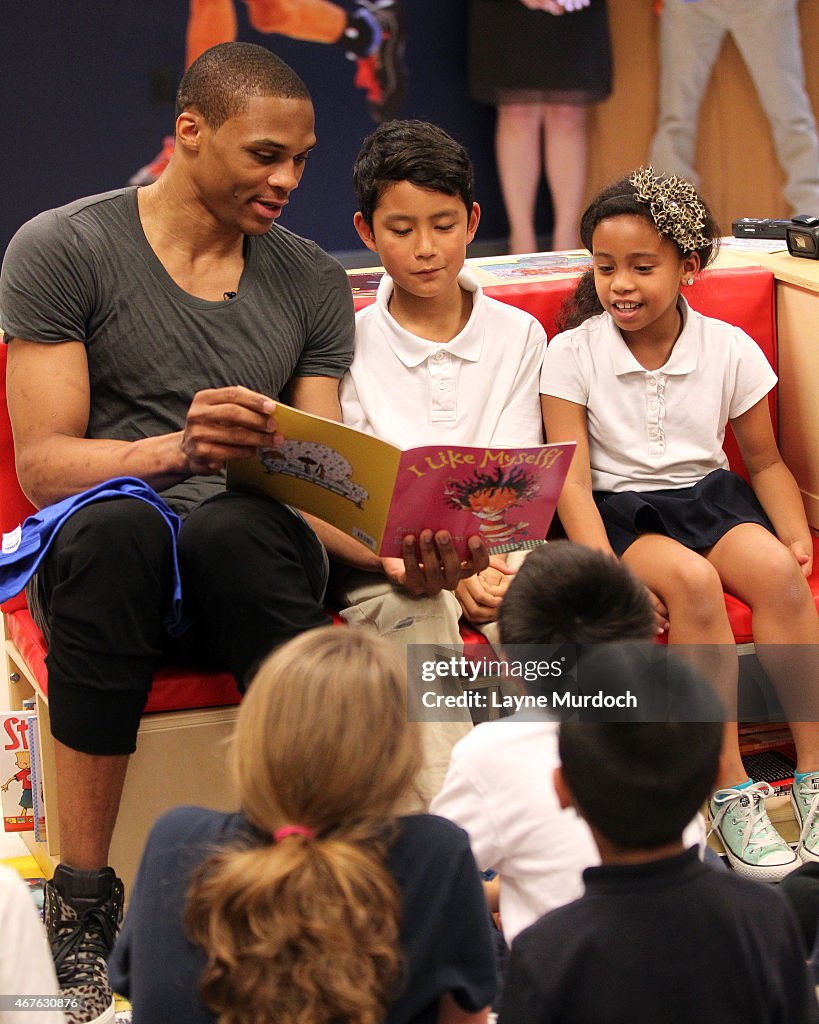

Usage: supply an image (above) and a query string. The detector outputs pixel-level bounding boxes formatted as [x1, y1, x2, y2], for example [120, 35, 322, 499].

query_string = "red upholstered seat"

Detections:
[2, 264, 815, 715]
[357, 263, 818, 644]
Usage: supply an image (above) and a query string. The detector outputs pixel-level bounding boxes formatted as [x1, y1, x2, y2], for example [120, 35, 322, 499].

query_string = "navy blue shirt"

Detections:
[109, 807, 498, 1024]
[500, 847, 819, 1024]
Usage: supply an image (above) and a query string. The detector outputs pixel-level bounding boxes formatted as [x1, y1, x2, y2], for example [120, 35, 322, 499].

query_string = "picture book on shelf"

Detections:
[227, 403, 575, 558]
[1, 711, 45, 835]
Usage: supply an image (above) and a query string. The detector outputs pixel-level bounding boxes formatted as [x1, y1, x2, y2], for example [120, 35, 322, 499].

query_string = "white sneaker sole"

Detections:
[717, 835, 799, 882]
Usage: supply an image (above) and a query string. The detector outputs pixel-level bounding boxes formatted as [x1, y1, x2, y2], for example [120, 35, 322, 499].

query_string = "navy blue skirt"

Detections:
[593, 469, 775, 556]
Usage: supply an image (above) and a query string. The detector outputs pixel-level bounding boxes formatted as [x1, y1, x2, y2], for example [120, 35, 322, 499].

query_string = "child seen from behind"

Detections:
[108, 628, 497, 1024]
[499, 667, 819, 1024]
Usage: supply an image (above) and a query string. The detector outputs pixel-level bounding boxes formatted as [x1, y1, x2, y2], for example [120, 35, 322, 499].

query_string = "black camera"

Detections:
[731, 218, 791, 240]
[786, 215, 819, 260]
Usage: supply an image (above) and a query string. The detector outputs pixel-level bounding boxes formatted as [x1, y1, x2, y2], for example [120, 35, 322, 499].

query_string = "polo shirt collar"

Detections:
[375, 266, 484, 367]
[610, 297, 698, 377]
[582, 847, 705, 895]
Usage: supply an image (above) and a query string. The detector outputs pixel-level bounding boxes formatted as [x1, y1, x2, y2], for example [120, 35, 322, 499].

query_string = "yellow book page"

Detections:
[227, 404, 402, 551]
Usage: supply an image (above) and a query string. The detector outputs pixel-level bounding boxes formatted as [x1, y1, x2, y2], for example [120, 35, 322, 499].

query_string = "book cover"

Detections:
[227, 403, 575, 558]
[1, 712, 40, 833]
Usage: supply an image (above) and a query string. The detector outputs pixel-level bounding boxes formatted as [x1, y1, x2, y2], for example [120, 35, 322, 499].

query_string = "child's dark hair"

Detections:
[498, 541, 655, 648]
[557, 169, 721, 332]
[353, 119, 474, 227]
[558, 651, 723, 849]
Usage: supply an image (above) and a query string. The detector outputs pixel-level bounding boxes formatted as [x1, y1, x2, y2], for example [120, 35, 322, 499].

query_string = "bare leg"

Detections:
[495, 102, 544, 255]
[55, 741, 129, 869]
[543, 102, 587, 251]
[244, 0, 346, 40]
[186, 0, 239, 67]
[707, 523, 819, 773]
[623, 534, 745, 789]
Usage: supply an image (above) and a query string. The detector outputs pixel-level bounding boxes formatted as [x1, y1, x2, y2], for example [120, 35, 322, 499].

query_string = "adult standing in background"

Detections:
[468, 0, 612, 253]
[650, 0, 819, 216]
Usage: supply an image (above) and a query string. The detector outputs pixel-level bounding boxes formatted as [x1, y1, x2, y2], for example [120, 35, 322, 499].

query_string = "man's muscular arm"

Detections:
[7, 338, 282, 509]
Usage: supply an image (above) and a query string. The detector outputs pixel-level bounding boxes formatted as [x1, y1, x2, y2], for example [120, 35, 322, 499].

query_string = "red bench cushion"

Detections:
[1, 264, 807, 715]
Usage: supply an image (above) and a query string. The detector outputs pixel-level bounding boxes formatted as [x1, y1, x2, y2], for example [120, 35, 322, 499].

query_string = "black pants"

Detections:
[28, 491, 330, 755]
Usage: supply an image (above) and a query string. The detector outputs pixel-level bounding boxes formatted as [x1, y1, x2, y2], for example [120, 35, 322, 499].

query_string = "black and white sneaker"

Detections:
[44, 865, 124, 1024]
[348, 1, 407, 122]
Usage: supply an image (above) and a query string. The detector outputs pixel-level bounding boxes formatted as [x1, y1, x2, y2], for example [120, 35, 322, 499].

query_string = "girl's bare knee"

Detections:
[749, 548, 814, 615]
[665, 558, 725, 621]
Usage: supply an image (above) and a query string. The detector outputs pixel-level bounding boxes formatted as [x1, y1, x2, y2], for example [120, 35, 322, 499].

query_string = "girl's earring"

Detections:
[684, 277, 694, 286]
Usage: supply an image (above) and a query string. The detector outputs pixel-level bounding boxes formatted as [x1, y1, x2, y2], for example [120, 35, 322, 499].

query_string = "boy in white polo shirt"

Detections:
[334, 120, 547, 795]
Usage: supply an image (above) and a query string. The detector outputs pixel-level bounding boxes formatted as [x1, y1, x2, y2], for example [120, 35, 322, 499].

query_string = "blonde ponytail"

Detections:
[184, 628, 422, 1024]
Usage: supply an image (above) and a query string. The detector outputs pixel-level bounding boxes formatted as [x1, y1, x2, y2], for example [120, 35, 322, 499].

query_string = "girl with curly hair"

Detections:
[108, 628, 497, 1023]
[542, 168, 819, 883]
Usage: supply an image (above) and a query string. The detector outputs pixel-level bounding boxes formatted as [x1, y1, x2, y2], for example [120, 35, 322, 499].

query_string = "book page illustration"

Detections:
[444, 465, 539, 545]
[228, 404, 401, 551]
[258, 441, 369, 508]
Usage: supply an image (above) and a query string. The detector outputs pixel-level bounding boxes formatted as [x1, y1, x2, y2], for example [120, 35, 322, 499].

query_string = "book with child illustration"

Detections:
[226, 403, 575, 558]
[1, 711, 45, 835]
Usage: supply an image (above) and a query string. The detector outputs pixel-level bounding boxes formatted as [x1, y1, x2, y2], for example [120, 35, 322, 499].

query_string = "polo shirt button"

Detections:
[438, 380, 448, 390]
[433, 351, 445, 361]
[649, 401, 658, 411]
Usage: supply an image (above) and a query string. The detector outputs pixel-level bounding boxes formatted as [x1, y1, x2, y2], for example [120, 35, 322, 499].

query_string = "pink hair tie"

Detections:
[274, 825, 316, 842]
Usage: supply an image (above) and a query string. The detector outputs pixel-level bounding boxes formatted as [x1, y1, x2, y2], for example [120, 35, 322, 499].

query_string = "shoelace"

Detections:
[50, 904, 119, 988]
[710, 782, 783, 858]
[795, 780, 819, 849]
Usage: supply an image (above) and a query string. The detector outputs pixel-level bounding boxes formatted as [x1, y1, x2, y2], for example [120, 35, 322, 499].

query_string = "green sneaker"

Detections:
[709, 781, 798, 882]
[791, 772, 819, 864]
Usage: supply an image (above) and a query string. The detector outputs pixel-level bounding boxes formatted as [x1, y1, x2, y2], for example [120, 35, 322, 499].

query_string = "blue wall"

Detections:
[0, 1, 552, 257]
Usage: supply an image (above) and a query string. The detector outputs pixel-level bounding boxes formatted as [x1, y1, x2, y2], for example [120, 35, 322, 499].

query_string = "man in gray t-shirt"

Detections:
[2, 44, 488, 1020]
[1, 43, 358, 1023]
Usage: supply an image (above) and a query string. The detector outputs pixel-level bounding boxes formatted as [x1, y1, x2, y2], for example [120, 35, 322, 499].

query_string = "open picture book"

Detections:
[227, 403, 575, 558]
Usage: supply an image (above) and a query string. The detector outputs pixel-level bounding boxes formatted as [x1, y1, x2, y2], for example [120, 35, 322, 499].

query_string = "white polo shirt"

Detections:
[540, 299, 777, 492]
[431, 715, 706, 944]
[340, 267, 546, 448]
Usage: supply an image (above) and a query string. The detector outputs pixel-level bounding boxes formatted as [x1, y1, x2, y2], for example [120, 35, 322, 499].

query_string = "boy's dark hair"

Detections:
[353, 119, 474, 227]
[559, 650, 723, 849]
[498, 541, 655, 647]
[557, 173, 721, 332]
[177, 42, 310, 129]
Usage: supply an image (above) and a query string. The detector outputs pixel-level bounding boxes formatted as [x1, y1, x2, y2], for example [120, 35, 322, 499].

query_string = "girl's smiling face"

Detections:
[591, 214, 700, 349]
